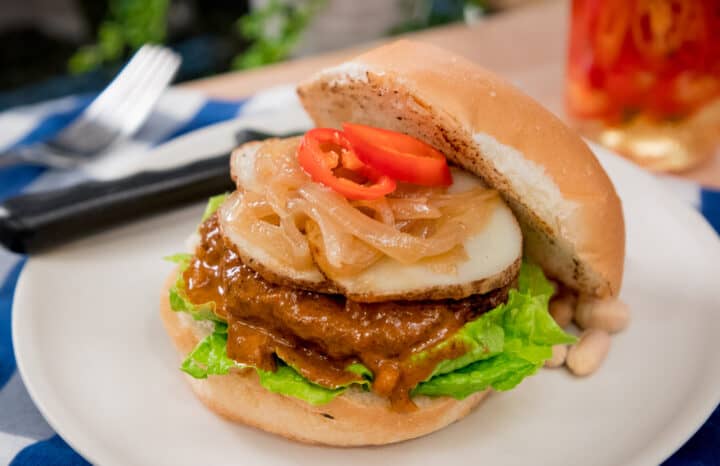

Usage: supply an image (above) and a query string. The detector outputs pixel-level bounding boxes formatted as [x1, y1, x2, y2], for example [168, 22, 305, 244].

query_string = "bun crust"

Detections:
[297, 40, 625, 297]
[160, 271, 488, 446]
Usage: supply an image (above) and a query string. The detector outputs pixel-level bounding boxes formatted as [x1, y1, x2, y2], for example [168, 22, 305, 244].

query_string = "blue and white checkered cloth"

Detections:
[0, 87, 718, 465]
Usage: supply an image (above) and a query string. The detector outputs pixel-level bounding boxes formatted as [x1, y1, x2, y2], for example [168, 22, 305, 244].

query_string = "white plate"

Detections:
[13, 111, 720, 466]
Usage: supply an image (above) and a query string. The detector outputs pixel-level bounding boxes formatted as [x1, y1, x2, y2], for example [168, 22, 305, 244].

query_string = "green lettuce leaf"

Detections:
[181, 329, 367, 405]
[256, 365, 346, 405]
[164, 253, 193, 268]
[164, 249, 222, 323]
[168, 286, 221, 323]
[164, 195, 231, 323]
[181, 330, 244, 379]
[413, 262, 576, 399]
[346, 362, 374, 380]
[201, 193, 229, 222]
[485, 263, 576, 351]
[411, 353, 539, 399]
[518, 259, 556, 301]
[412, 311, 505, 379]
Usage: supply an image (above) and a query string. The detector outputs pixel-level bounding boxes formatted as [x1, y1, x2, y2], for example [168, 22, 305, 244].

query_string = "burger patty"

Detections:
[183, 215, 512, 410]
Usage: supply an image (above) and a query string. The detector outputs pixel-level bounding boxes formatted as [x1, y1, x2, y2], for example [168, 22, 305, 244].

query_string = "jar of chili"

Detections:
[566, 0, 720, 171]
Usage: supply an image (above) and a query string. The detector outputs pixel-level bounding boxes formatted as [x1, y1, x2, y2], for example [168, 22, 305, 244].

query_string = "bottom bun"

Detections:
[160, 271, 489, 446]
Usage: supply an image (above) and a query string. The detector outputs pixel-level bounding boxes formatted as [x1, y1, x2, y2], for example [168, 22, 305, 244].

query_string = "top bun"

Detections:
[297, 40, 625, 298]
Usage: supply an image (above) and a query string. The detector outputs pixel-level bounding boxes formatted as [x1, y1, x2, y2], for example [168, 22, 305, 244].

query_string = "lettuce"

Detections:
[164, 253, 223, 323]
[413, 353, 539, 398]
[346, 362, 374, 379]
[164, 194, 230, 322]
[411, 311, 505, 378]
[180, 328, 369, 405]
[256, 365, 345, 405]
[412, 262, 576, 399]
[181, 326, 242, 379]
[201, 193, 229, 222]
[164, 253, 193, 267]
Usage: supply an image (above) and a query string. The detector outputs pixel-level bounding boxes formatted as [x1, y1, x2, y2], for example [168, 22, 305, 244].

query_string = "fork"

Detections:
[0, 44, 181, 169]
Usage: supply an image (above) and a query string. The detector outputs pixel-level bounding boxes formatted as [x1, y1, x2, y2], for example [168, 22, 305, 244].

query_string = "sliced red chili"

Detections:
[297, 128, 396, 200]
[342, 123, 453, 187]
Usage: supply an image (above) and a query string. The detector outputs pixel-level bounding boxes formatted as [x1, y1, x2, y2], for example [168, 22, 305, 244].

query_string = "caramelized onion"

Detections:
[387, 197, 441, 220]
[352, 198, 396, 225]
[222, 142, 500, 280]
[306, 220, 383, 277]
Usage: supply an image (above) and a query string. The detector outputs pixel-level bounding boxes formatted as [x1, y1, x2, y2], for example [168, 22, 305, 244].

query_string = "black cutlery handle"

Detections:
[0, 129, 303, 254]
[0, 154, 233, 254]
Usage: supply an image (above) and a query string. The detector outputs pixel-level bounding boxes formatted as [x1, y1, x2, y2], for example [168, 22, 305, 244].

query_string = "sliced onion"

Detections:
[352, 198, 396, 225]
[387, 197, 441, 220]
[306, 220, 382, 277]
[223, 141, 500, 280]
[220, 191, 315, 271]
[298, 183, 477, 264]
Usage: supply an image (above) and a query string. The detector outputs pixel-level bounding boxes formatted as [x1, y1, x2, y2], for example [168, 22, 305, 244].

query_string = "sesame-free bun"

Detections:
[297, 40, 625, 298]
[160, 271, 488, 446]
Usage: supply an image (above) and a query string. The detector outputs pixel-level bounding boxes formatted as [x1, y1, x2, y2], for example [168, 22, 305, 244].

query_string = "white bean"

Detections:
[544, 344, 568, 368]
[549, 294, 575, 328]
[566, 329, 611, 376]
[574, 296, 629, 333]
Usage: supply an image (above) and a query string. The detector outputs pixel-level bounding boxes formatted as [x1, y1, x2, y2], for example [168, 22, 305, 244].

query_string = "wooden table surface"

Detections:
[183, 0, 719, 189]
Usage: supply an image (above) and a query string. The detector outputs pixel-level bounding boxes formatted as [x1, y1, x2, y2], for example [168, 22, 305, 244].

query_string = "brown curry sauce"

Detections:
[183, 216, 509, 411]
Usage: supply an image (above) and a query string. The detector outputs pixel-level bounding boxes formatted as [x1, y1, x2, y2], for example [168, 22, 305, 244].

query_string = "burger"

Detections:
[160, 40, 625, 446]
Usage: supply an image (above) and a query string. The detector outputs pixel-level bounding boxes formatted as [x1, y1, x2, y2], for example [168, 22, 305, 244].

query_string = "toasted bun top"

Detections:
[297, 40, 625, 297]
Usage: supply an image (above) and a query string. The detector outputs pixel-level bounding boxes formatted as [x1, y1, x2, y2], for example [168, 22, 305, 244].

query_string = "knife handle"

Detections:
[0, 154, 232, 254]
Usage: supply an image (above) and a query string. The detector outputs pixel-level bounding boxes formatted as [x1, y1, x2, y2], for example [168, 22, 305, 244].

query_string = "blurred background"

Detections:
[1, 0, 718, 172]
[0, 0, 542, 111]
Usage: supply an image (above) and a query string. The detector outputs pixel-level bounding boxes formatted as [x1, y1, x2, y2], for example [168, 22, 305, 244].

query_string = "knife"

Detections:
[0, 129, 300, 254]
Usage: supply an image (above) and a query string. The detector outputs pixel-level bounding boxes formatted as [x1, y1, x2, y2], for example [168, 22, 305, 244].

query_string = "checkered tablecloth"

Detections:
[0, 86, 718, 465]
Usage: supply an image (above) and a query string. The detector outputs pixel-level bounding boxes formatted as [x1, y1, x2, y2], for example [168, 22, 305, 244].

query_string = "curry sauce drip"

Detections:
[183, 216, 508, 410]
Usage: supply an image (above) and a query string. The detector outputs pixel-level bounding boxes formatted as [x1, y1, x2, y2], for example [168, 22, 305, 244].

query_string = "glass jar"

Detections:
[566, 0, 720, 172]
